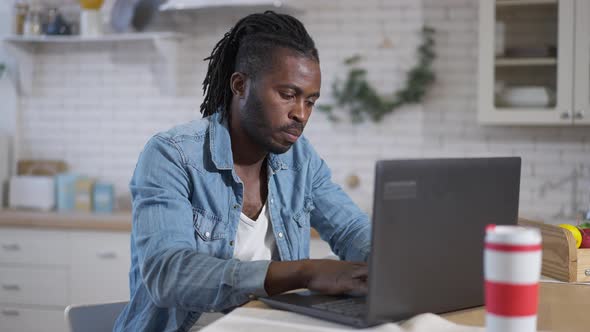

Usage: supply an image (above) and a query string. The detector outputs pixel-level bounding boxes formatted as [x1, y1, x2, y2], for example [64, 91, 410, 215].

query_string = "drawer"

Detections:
[70, 231, 130, 304]
[0, 228, 68, 265]
[0, 266, 68, 306]
[0, 306, 67, 332]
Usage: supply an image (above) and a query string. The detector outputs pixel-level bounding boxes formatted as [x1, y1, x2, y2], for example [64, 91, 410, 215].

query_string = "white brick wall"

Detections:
[421, 0, 590, 223]
[13, 0, 590, 222]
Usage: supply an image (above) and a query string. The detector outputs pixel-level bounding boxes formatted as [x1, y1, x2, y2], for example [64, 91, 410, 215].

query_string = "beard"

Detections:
[240, 90, 302, 155]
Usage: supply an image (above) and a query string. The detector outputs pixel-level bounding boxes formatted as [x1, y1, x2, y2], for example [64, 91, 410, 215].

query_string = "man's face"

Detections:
[239, 48, 321, 154]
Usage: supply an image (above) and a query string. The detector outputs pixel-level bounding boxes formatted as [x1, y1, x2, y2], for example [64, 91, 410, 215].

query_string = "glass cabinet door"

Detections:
[574, 0, 590, 124]
[478, 0, 575, 125]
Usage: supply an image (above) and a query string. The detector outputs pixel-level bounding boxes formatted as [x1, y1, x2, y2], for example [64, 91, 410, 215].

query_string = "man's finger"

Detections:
[347, 278, 368, 296]
[351, 265, 369, 278]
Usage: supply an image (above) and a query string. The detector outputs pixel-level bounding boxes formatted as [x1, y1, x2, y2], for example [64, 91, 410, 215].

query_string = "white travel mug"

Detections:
[484, 225, 542, 332]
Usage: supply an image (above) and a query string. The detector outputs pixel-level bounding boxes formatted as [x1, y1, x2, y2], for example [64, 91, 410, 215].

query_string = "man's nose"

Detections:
[289, 99, 308, 123]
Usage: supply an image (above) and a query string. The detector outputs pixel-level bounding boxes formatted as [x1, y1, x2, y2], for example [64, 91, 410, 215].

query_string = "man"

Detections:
[114, 11, 371, 332]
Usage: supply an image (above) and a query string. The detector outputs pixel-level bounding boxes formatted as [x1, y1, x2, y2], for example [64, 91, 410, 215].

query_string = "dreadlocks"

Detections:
[200, 11, 319, 118]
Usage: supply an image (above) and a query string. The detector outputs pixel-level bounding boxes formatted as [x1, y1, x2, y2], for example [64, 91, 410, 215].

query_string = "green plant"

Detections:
[317, 27, 436, 123]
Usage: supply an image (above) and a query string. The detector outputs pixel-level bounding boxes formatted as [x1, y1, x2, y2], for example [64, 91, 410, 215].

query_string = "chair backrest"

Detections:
[64, 301, 128, 332]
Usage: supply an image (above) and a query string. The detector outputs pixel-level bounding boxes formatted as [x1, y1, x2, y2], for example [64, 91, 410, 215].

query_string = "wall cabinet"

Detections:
[0, 228, 130, 332]
[478, 0, 590, 125]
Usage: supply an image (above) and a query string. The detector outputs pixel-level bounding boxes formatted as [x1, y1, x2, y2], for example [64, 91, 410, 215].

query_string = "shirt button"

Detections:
[233, 204, 239, 209]
[205, 231, 211, 238]
[229, 240, 234, 246]
[270, 199, 274, 204]
[278, 232, 283, 238]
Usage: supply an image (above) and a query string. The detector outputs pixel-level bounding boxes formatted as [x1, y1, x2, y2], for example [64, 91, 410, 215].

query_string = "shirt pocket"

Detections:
[292, 196, 315, 228]
[192, 207, 226, 242]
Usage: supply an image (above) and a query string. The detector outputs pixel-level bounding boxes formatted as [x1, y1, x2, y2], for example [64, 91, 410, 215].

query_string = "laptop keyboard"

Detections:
[311, 297, 366, 317]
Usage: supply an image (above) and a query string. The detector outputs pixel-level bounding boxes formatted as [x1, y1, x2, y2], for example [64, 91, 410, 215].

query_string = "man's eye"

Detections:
[280, 92, 295, 100]
[306, 101, 315, 107]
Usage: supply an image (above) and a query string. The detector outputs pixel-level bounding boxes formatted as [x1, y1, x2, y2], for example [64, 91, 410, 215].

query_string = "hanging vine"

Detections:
[317, 27, 436, 123]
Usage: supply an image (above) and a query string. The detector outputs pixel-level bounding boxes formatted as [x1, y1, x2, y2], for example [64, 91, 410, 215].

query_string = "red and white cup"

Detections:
[484, 224, 542, 332]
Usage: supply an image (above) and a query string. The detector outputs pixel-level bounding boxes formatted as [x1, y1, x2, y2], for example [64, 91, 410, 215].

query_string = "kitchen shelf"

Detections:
[2, 32, 181, 44]
[159, 0, 301, 12]
[2, 32, 183, 96]
[496, 0, 557, 7]
[495, 57, 557, 66]
[0, 209, 132, 232]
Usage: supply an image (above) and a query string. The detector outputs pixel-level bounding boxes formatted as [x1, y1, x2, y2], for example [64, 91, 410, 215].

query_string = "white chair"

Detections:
[64, 301, 128, 332]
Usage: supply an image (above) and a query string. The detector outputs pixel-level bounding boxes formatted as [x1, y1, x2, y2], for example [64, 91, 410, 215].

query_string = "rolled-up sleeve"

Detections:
[131, 135, 270, 312]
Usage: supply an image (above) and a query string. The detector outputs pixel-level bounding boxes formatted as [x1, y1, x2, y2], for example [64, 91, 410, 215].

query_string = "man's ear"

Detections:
[230, 72, 248, 99]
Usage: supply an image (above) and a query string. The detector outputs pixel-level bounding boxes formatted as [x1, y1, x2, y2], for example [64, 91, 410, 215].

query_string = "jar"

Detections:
[23, 7, 42, 36]
[13, 2, 28, 35]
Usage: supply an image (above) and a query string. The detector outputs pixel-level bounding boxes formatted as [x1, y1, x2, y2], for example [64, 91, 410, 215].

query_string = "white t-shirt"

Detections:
[233, 202, 278, 261]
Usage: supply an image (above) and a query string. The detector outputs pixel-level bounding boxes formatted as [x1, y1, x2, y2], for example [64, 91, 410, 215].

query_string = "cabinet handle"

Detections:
[574, 111, 584, 119]
[97, 251, 117, 259]
[1, 309, 19, 316]
[2, 284, 21, 291]
[1, 243, 21, 251]
[560, 111, 570, 119]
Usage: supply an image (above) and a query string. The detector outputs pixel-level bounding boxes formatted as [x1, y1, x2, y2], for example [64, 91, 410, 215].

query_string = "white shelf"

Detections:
[496, 0, 557, 7]
[159, 0, 300, 12]
[1, 32, 183, 96]
[495, 57, 557, 66]
[2, 32, 181, 44]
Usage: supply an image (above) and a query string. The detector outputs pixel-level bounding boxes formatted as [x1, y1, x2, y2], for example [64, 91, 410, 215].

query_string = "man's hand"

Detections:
[264, 259, 368, 297]
[302, 260, 368, 296]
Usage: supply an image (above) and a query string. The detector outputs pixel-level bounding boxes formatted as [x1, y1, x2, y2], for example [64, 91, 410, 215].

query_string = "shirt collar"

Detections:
[209, 112, 289, 173]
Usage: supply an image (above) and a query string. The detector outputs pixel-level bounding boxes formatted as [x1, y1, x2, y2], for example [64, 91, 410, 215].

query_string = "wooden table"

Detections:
[246, 281, 590, 331]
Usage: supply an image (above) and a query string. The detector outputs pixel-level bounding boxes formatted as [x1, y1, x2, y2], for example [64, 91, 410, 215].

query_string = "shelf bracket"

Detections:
[3, 41, 37, 96]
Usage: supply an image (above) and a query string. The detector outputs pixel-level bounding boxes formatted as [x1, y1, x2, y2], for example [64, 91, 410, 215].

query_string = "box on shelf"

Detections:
[56, 173, 78, 212]
[93, 182, 114, 213]
[74, 177, 94, 212]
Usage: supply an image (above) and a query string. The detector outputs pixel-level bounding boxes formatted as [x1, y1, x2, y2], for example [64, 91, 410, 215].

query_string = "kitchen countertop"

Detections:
[0, 209, 323, 237]
[0, 209, 132, 232]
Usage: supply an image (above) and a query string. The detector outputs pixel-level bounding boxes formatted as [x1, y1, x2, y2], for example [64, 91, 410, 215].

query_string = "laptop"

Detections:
[260, 157, 521, 328]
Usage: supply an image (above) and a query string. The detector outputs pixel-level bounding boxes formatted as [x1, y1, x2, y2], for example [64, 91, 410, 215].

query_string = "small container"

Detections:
[55, 173, 78, 212]
[484, 224, 542, 332]
[92, 182, 114, 213]
[13, 2, 29, 35]
[74, 177, 94, 212]
[44, 7, 71, 36]
[23, 7, 42, 36]
[80, 9, 102, 36]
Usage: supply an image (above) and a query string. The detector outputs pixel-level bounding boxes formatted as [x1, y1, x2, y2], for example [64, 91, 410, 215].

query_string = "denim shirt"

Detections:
[113, 112, 371, 332]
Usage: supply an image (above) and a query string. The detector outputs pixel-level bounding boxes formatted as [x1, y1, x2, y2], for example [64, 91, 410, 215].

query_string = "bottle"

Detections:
[23, 6, 42, 36]
[13, 1, 29, 35]
[45, 7, 71, 35]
